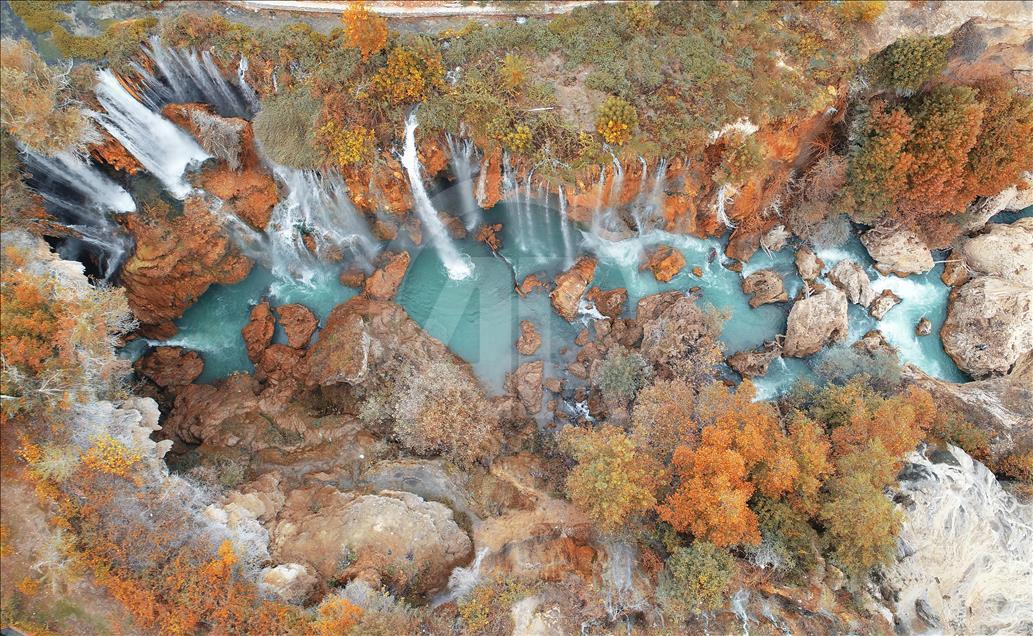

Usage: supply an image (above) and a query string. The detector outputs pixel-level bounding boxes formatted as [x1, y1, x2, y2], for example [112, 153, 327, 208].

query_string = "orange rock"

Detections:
[692, 266, 704, 277]
[89, 131, 143, 175]
[275, 304, 318, 349]
[373, 156, 413, 214]
[551, 256, 597, 322]
[516, 273, 550, 297]
[339, 267, 366, 289]
[363, 251, 411, 300]
[242, 302, 275, 363]
[302, 233, 317, 254]
[477, 223, 503, 252]
[516, 320, 542, 356]
[640, 245, 686, 282]
[585, 287, 627, 319]
[372, 219, 398, 241]
[477, 146, 503, 209]
[134, 346, 203, 388]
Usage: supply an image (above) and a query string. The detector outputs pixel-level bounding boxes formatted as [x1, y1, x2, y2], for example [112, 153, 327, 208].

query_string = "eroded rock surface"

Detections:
[941, 276, 1033, 378]
[795, 246, 825, 282]
[869, 289, 902, 320]
[728, 342, 781, 378]
[516, 320, 542, 356]
[275, 304, 318, 349]
[362, 250, 410, 300]
[640, 245, 686, 282]
[861, 228, 933, 276]
[134, 346, 204, 388]
[828, 259, 875, 307]
[783, 287, 848, 357]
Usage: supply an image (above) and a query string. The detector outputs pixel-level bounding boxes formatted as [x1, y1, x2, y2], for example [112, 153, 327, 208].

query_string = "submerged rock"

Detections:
[338, 267, 366, 289]
[741, 269, 788, 308]
[941, 276, 1033, 378]
[551, 256, 597, 322]
[275, 304, 318, 349]
[516, 320, 542, 356]
[640, 245, 686, 282]
[476, 223, 503, 252]
[134, 346, 204, 388]
[868, 288, 902, 320]
[861, 228, 933, 276]
[362, 250, 410, 300]
[727, 341, 781, 378]
[828, 259, 875, 307]
[242, 302, 275, 363]
[783, 287, 848, 357]
[517, 273, 550, 297]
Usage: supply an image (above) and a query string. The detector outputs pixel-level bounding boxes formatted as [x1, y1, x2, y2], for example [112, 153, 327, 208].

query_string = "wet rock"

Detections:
[121, 197, 252, 338]
[89, 130, 143, 175]
[339, 267, 366, 289]
[134, 346, 204, 388]
[861, 228, 933, 276]
[727, 341, 781, 378]
[783, 287, 849, 357]
[828, 259, 875, 307]
[915, 598, 941, 630]
[371, 218, 398, 241]
[362, 250, 410, 300]
[941, 276, 1033, 379]
[724, 260, 744, 273]
[940, 254, 971, 288]
[511, 360, 545, 414]
[256, 343, 305, 384]
[242, 302, 275, 363]
[575, 329, 590, 346]
[476, 223, 503, 251]
[516, 320, 542, 356]
[916, 317, 932, 337]
[795, 246, 825, 282]
[442, 214, 467, 240]
[275, 304, 318, 349]
[640, 245, 686, 282]
[741, 269, 788, 308]
[551, 256, 597, 322]
[869, 289, 902, 320]
[957, 218, 1033, 286]
[544, 377, 563, 394]
[269, 487, 472, 596]
[691, 266, 704, 277]
[636, 292, 718, 374]
[854, 329, 896, 356]
[477, 146, 504, 209]
[585, 287, 627, 319]
[517, 273, 550, 297]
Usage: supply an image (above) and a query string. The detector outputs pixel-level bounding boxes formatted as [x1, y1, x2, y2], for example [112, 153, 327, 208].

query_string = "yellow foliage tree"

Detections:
[321, 121, 375, 167]
[342, 1, 387, 60]
[371, 45, 445, 105]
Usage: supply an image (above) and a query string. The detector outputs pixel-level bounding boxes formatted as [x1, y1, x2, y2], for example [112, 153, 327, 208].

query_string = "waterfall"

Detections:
[445, 134, 480, 230]
[501, 152, 524, 250]
[886, 445, 1033, 634]
[522, 171, 535, 250]
[401, 112, 472, 280]
[601, 540, 646, 621]
[632, 158, 667, 235]
[432, 548, 489, 607]
[20, 149, 136, 280]
[715, 183, 736, 228]
[221, 167, 377, 285]
[130, 36, 255, 118]
[557, 184, 574, 267]
[591, 167, 607, 235]
[92, 69, 209, 199]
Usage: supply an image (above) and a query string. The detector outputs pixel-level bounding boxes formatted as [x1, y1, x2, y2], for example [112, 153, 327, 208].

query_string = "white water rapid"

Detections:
[92, 69, 209, 198]
[402, 112, 473, 280]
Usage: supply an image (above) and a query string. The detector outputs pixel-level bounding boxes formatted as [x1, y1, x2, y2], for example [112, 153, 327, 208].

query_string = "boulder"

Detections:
[585, 287, 628, 319]
[868, 289, 902, 320]
[636, 292, 719, 374]
[339, 267, 366, 289]
[134, 346, 204, 388]
[511, 360, 544, 414]
[692, 266, 704, 277]
[916, 317, 932, 337]
[371, 218, 398, 241]
[362, 251, 410, 300]
[854, 329, 896, 357]
[940, 254, 970, 288]
[795, 246, 825, 282]
[783, 287, 849, 357]
[477, 223, 503, 251]
[640, 245, 686, 282]
[828, 260, 875, 307]
[269, 487, 472, 596]
[275, 304, 318, 349]
[861, 228, 933, 276]
[956, 218, 1033, 286]
[550, 256, 597, 322]
[242, 302, 275, 363]
[741, 269, 788, 308]
[727, 341, 781, 378]
[516, 320, 542, 356]
[941, 276, 1033, 379]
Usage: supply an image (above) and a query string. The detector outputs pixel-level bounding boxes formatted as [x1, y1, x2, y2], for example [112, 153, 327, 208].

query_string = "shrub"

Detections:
[963, 81, 1033, 200]
[393, 360, 500, 466]
[190, 109, 245, 170]
[869, 35, 951, 92]
[457, 575, 537, 634]
[560, 424, 664, 533]
[252, 89, 323, 169]
[656, 541, 735, 619]
[499, 54, 529, 95]
[595, 96, 637, 146]
[715, 133, 766, 186]
[816, 345, 902, 394]
[9, 1, 68, 33]
[371, 43, 445, 105]
[593, 346, 652, 405]
[342, 1, 388, 60]
[500, 123, 531, 153]
[321, 121, 376, 168]
[749, 497, 820, 581]
[838, 0, 886, 24]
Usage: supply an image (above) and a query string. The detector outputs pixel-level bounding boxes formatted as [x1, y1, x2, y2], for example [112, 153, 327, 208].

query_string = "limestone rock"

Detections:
[741, 269, 788, 308]
[269, 487, 472, 596]
[957, 218, 1033, 286]
[134, 346, 204, 388]
[275, 304, 318, 349]
[869, 289, 902, 320]
[728, 341, 781, 378]
[941, 276, 1033, 379]
[640, 245, 686, 282]
[511, 360, 544, 414]
[585, 287, 627, 319]
[516, 320, 542, 356]
[551, 256, 596, 322]
[636, 292, 718, 374]
[362, 250, 410, 300]
[259, 563, 316, 604]
[783, 287, 849, 357]
[242, 302, 275, 363]
[854, 329, 896, 357]
[795, 246, 825, 282]
[861, 228, 933, 276]
[940, 255, 970, 288]
[828, 259, 875, 307]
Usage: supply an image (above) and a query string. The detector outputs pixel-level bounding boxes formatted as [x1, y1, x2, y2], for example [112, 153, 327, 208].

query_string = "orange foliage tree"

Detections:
[844, 100, 913, 222]
[341, 1, 387, 60]
[962, 80, 1033, 200]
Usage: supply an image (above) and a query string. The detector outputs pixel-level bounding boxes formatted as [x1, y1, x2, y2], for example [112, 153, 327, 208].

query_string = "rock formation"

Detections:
[640, 245, 686, 282]
[275, 304, 318, 349]
[795, 246, 824, 282]
[585, 287, 628, 319]
[728, 341, 781, 378]
[941, 276, 1033, 378]
[828, 259, 875, 307]
[134, 346, 204, 389]
[362, 250, 410, 300]
[861, 228, 933, 276]
[783, 287, 849, 357]
[551, 256, 596, 322]
[869, 288, 902, 320]
[516, 320, 542, 355]
[741, 269, 788, 308]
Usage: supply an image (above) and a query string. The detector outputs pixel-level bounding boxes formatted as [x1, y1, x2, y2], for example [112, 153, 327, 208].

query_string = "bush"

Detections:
[190, 109, 244, 170]
[593, 346, 652, 405]
[393, 360, 500, 466]
[716, 133, 767, 186]
[595, 96, 637, 146]
[816, 346, 902, 394]
[9, 1, 68, 33]
[371, 42, 445, 105]
[838, 0, 886, 23]
[869, 35, 951, 92]
[252, 89, 323, 169]
[656, 542, 735, 619]
[321, 121, 376, 168]
[749, 497, 820, 581]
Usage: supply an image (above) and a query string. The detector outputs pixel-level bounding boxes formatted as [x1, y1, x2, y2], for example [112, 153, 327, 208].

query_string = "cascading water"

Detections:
[557, 184, 574, 267]
[130, 36, 256, 118]
[715, 183, 736, 228]
[601, 540, 646, 622]
[886, 445, 1033, 634]
[445, 134, 480, 231]
[92, 69, 209, 198]
[402, 111, 473, 280]
[432, 548, 489, 607]
[221, 167, 377, 284]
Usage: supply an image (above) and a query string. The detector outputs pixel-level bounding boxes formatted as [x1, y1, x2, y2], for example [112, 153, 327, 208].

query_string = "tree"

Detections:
[826, 383, 935, 463]
[869, 35, 951, 93]
[371, 42, 445, 105]
[593, 346, 652, 406]
[342, 1, 387, 60]
[631, 378, 697, 460]
[656, 541, 735, 619]
[844, 100, 913, 222]
[560, 424, 664, 533]
[963, 80, 1033, 200]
